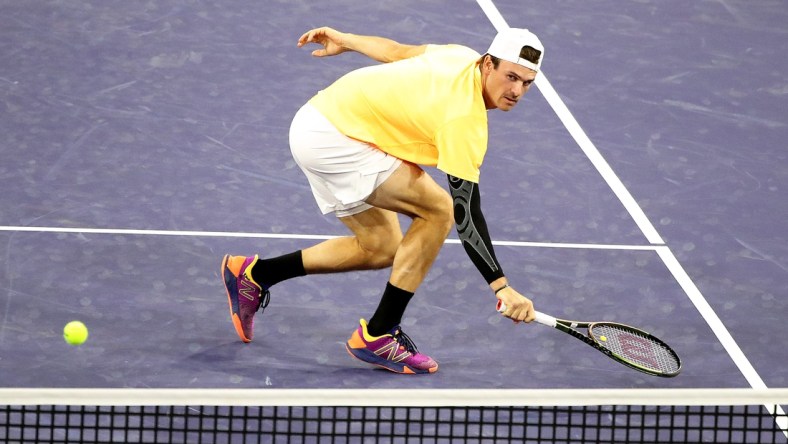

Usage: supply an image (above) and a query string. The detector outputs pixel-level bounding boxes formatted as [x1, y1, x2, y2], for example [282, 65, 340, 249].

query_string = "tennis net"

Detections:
[1, 388, 786, 443]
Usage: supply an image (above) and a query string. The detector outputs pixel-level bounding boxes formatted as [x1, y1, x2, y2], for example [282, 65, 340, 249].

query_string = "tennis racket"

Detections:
[497, 301, 681, 377]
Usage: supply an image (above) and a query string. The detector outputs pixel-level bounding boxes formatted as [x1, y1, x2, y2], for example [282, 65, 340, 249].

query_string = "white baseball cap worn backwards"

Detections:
[486, 28, 545, 72]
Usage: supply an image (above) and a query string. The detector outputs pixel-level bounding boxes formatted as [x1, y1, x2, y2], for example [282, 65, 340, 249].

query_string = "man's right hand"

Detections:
[496, 286, 536, 323]
[297, 27, 348, 58]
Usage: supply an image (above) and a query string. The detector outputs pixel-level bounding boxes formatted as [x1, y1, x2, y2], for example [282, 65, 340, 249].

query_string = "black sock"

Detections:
[251, 251, 306, 288]
[366, 282, 414, 336]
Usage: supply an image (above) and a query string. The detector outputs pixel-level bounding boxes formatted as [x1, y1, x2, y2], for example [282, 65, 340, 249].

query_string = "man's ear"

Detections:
[483, 55, 493, 73]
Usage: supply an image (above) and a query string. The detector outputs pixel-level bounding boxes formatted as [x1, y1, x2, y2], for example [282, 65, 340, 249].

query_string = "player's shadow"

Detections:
[179, 340, 356, 387]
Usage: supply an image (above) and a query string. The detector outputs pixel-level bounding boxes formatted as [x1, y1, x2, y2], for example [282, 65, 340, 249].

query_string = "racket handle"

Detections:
[533, 311, 557, 327]
[496, 300, 557, 327]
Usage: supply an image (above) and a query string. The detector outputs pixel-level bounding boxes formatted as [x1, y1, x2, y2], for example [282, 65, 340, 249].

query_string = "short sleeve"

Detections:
[434, 116, 488, 183]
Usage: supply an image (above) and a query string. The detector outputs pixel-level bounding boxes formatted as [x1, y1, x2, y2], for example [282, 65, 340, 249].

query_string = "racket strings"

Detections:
[591, 324, 680, 374]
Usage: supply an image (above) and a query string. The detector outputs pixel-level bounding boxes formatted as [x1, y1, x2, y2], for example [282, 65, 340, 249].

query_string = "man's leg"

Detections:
[363, 162, 454, 292]
[280, 161, 452, 289]
[330, 162, 453, 335]
[221, 208, 401, 344]
[300, 207, 403, 274]
[342, 162, 452, 374]
[223, 161, 451, 348]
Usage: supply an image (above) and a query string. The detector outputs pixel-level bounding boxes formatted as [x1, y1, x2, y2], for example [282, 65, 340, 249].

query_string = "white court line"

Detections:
[475, 0, 786, 436]
[657, 246, 788, 432]
[0, 225, 656, 251]
[477, 0, 663, 245]
[0, 225, 336, 241]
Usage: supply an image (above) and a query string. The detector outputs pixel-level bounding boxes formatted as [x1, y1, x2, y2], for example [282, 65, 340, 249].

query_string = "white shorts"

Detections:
[289, 103, 402, 217]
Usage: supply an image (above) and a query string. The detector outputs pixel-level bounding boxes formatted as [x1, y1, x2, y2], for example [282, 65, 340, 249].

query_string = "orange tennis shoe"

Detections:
[221, 254, 270, 342]
[346, 319, 438, 374]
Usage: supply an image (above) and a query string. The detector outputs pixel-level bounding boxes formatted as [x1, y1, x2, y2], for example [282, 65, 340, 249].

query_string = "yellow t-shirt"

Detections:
[308, 44, 488, 182]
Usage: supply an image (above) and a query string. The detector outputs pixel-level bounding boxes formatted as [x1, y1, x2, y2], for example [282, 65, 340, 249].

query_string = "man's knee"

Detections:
[427, 190, 455, 236]
[357, 229, 401, 269]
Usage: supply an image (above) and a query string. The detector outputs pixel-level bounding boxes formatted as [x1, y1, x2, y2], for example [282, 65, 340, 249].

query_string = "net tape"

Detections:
[1, 388, 786, 444]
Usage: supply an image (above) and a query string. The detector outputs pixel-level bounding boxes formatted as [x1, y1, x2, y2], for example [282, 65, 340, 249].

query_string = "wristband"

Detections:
[494, 284, 509, 294]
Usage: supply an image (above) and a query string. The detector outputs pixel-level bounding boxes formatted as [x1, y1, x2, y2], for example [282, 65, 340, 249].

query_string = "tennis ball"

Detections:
[599, 335, 607, 342]
[63, 321, 89, 346]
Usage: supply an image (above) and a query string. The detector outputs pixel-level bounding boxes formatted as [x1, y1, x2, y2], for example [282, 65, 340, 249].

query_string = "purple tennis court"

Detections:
[1, 0, 786, 442]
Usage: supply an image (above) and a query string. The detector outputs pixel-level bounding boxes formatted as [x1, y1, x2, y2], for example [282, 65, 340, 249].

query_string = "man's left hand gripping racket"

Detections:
[497, 301, 681, 377]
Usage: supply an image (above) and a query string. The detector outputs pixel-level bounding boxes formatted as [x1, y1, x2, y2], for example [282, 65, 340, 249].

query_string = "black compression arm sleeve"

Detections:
[448, 175, 505, 284]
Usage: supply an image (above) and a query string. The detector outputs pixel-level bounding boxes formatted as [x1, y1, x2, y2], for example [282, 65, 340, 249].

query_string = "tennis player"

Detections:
[221, 26, 544, 374]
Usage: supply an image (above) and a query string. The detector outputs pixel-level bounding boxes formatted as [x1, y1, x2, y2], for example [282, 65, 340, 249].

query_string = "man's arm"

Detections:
[448, 175, 535, 322]
[297, 27, 427, 63]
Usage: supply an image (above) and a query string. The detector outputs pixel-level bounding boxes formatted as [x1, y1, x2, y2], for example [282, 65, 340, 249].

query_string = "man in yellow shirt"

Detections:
[221, 26, 543, 374]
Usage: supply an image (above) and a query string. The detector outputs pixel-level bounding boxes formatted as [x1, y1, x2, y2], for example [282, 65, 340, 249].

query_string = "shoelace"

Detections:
[257, 289, 271, 313]
[392, 329, 418, 354]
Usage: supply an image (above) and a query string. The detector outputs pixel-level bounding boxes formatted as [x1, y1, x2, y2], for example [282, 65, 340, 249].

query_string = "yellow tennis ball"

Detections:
[63, 321, 89, 346]
[600, 335, 607, 342]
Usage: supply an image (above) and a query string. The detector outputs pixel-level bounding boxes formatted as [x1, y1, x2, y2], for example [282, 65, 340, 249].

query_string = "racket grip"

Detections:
[496, 301, 557, 327]
[533, 311, 557, 327]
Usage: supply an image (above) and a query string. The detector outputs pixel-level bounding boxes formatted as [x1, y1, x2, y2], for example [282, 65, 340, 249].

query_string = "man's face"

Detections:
[481, 57, 537, 111]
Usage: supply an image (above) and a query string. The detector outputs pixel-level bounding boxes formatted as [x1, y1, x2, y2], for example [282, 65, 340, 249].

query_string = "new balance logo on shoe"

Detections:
[239, 279, 258, 302]
[345, 320, 438, 374]
[373, 341, 411, 363]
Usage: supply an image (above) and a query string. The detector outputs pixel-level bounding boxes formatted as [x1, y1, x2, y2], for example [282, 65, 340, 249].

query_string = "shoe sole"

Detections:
[221, 254, 252, 343]
[345, 343, 437, 375]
